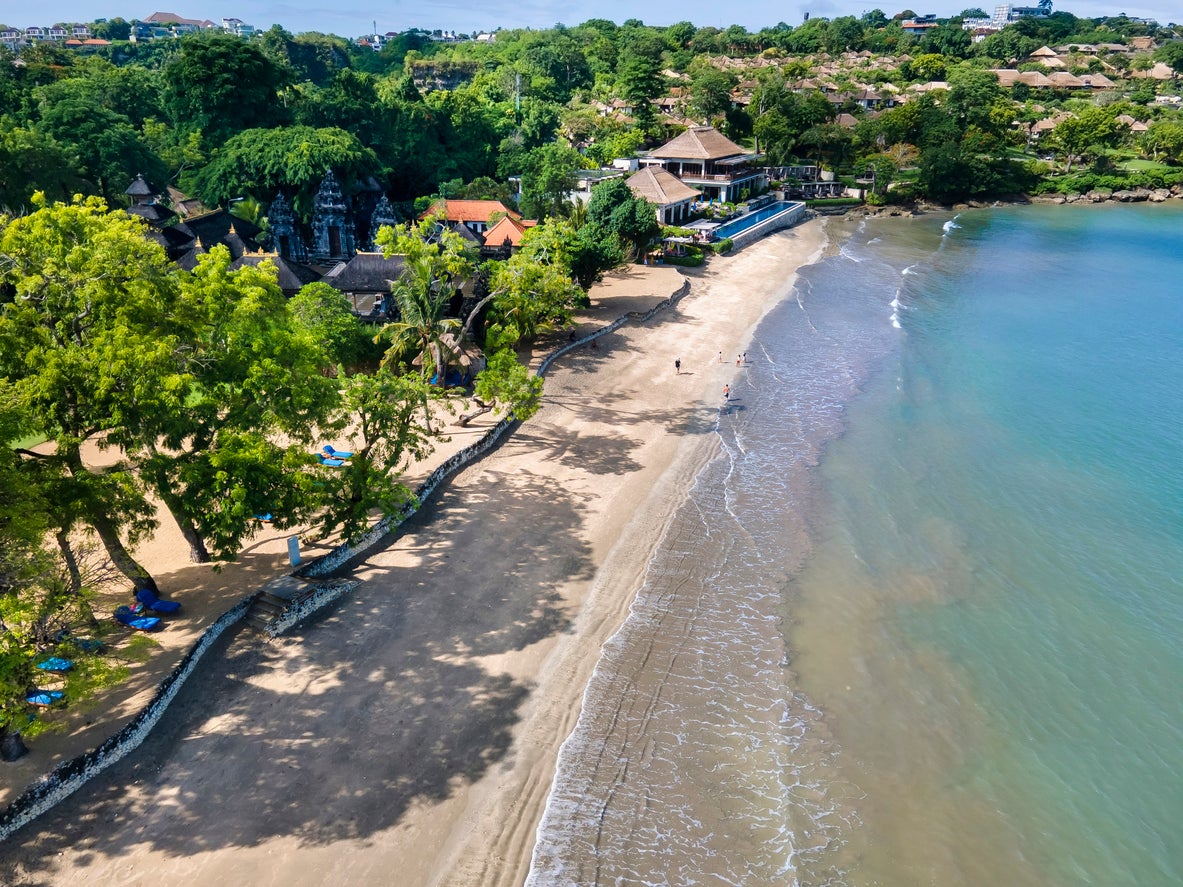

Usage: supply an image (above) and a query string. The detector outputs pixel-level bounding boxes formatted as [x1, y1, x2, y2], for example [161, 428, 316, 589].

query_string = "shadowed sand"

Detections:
[0, 220, 828, 886]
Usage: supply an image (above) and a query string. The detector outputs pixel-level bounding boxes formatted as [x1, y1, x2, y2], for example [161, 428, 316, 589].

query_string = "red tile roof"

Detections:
[482, 215, 537, 247]
[420, 199, 520, 225]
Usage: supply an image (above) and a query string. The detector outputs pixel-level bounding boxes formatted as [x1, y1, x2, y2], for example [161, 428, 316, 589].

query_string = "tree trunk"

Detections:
[56, 529, 82, 596]
[64, 448, 160, 592]
[156, 487, 211, 563]
[457, 400, 493, 427]
[89, 508, 158, 594]
[1, 726, 29, 762]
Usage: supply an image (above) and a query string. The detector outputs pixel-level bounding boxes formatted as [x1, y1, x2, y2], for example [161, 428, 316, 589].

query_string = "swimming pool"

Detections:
[713, 201, 802, 239]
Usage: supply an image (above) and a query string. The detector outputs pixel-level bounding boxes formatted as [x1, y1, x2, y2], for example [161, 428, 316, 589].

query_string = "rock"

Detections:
[1149, 189, 1171, 202]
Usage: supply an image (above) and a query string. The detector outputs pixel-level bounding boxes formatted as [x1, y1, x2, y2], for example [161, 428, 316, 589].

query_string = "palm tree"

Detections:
[378, 256, 461, 431]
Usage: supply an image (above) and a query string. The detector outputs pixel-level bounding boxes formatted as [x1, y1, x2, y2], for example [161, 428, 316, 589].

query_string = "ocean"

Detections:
[527, 204, 1183, 886]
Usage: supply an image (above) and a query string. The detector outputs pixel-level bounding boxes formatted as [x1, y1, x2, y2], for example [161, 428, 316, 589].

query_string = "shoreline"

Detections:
[0, 219, 832, 886]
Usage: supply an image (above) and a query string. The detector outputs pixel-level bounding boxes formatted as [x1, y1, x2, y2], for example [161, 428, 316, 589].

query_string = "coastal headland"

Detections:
[0, 219, 829, 886]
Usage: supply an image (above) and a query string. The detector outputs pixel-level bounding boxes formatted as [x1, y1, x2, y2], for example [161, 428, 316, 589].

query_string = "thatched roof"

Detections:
[231, 253, 321, 294]
[649, 126, 749, 161]
[321, 252, 407, 294]
[625, 167, 700, 207]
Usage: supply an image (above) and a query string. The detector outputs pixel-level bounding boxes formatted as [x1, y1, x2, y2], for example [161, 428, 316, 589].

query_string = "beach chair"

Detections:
[114, 605, 162, 631]
[36, 657, 74, 673]
[136, 588, 181, 614]
[26, 690, 65, 707]
[317, 453, 345, 467]
[322, 445, 354, 460]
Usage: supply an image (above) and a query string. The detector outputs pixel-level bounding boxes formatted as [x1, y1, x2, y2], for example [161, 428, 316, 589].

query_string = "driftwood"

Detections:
[457, 398, 493, 427]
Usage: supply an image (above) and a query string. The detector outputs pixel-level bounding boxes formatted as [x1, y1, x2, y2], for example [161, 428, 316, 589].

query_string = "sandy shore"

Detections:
[0, 219, 828, 886]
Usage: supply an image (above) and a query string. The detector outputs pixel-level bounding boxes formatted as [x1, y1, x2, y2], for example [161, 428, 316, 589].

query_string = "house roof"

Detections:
[321, 252, 408, 294]
[482, 215, 537, 248]
[649, 126, 750, 161]
[125, 173, 155, 197]
[231, 254, 321, 293]
[625, 167, 700, 206]
[419, 199, 520, 225]
[1046, 71, 1086, 88]
[1080, 73, 1116, 88]
[1030, 45, 1059, 57]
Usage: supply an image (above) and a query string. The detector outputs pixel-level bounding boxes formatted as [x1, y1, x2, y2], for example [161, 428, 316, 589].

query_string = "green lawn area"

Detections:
[10, 432, 48, 450]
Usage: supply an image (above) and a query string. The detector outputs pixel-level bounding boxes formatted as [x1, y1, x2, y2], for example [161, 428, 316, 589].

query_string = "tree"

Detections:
[459, 348, 544, 426]
[0, 126, 85, 211]
[1142, 121, 1183, 163]
[133, 250, 339, 563]
[687, 62, 738, 122]
[1, 420, 128, 760]
[1050, 106, 1121, 172]
[188, 126, 380, 217]
[164, 32, 289, 142]
[314, 368, 437, 545]
[1154, 41, 1183, 79]
[0, 196, 184, 593]
[586, 177, 660, 259]
[289, 282, 378, 370]
[36, 99, 166, 202]
[518, 144, 582, 220]
[483, 225, 586, 351]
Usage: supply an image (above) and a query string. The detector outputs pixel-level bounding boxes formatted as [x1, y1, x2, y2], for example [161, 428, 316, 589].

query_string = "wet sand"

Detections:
[0, 221, 828, 886]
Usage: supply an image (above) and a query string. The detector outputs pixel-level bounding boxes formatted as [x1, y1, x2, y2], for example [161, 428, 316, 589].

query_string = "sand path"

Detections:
[0, 221, 827, 886]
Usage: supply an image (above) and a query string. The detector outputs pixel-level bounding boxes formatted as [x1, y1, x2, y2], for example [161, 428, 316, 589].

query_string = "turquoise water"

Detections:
[529, 204, 1183, 885]
[791, 204, 1183, 884]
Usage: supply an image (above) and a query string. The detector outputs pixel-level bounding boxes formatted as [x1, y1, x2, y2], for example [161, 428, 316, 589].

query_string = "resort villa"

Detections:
[624, 166, 701, 224]
[640, 126, 767, 204]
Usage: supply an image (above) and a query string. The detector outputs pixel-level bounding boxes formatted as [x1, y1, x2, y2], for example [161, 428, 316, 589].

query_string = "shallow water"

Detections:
[528, 205, 1183, 885]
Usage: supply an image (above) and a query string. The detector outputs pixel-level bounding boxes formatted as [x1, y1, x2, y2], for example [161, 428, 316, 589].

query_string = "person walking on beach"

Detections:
[674, 359, 681, 374]
[723, 384, 731, 401]
[736, 354, 741, 366]
[718, 351, 723, 363]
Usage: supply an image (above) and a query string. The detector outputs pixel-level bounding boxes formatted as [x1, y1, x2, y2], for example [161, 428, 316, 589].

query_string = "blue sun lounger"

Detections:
[317, 454, 345, 467]
[136, 588, 181, 614]
[36, 657, 74, 673]
[26, 690, 65, 707]
[115, 606, 162, 631]
[322, 445, 354, 460]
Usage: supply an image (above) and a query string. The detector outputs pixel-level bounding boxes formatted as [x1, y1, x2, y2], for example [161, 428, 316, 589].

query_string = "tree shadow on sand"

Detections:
[0, 475, 589, 883]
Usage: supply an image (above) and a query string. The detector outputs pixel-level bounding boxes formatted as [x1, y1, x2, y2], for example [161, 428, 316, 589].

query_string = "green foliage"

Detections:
[315, 368, 436, 544]
[586, 177, 660, 258]
[290, 282, 380, 370]
[518, 144, 583, 220]
[0, 125, 86, 211]
[711, 237, 734, 254]
[473, 349, 544, 420]
[190, 126, 381, 217]
[136, 247, 339, 561]
[484, 224, 586, 349]
[164, 32, 289, 141]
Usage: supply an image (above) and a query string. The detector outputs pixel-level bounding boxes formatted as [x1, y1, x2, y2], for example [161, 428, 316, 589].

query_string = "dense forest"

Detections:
[2, 10, 1183, 214]
[3, 9, 1183, 759]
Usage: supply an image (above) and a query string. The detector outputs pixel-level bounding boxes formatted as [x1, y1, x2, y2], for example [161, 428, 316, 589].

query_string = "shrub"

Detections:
[662, 253, 705, 267]
[711, 238, 734, 254]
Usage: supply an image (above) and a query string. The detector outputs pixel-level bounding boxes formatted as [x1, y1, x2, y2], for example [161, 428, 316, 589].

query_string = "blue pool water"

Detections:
[713, 200, 802, 238]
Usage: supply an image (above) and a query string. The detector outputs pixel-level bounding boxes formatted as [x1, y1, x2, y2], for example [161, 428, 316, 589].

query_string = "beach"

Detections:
[0, 219, 829, 886]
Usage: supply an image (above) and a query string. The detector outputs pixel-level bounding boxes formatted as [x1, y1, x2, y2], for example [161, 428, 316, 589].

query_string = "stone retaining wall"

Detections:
[0, 598, 253, 843]
[726, 202, 808, 250]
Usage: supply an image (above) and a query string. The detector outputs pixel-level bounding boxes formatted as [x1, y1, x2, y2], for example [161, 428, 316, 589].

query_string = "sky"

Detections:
[7, 0, 1177, 36]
